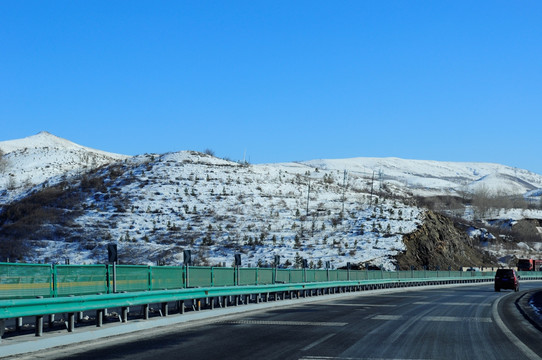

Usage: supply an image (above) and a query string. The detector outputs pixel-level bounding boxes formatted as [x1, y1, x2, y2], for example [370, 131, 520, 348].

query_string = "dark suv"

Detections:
[495, 269, 519, 292]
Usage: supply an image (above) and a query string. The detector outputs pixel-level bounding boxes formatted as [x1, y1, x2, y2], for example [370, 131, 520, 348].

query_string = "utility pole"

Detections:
[370, 171, 375, 206]
[342, 170, 347, 215]
[306, 178, 311, 217]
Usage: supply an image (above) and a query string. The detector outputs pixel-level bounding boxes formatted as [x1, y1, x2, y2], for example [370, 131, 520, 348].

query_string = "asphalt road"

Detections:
[14, 282, 542, 360]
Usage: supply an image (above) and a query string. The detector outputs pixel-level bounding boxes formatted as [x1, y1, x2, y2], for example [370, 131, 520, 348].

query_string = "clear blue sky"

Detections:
[1, 1, 541, 173]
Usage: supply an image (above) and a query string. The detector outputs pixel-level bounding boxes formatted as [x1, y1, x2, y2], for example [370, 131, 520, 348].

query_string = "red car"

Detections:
[494, 269, 519, 292]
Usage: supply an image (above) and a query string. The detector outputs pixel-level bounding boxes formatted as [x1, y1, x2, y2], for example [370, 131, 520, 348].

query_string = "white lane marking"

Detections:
[217, 320, 347, 326]
[370, 315, 405, 320]
[300, 356, 431, 359]
[301, 333, 337, 351]
[414, 301, 491, 306]
[492, 294, 542, 360]
[331, 303, 396, 307]
[369, 314, 492, 322]
[421, 316, 492, 322]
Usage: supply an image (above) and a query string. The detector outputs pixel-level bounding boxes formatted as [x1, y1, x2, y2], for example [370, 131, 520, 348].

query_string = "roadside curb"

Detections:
[516, 290, 542, 332]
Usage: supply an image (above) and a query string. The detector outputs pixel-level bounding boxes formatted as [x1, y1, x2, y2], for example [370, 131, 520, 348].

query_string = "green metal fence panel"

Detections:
[55, 265, 108, 296]
[290, 269, 303, 283]
[113, 265, 149, 292]
[328, 270, 338, 282]
[151, 266, 184, 290]
[305, 269, 316, 282]
[239, 268, 257, 285]
[517, 271, 539, 279]
[276, 269, 290, 283]
[257, 268, 274, 285]
[450, 271, 463, 278]
[337, 270, 349, 281]
[415, 270, 425, 278]
[213, 267, 235, 286]
[0, 262, 518, 300]
[0, 263, 52, 299]
[188, 266, 212, 287]
[314, 269, 328, 282]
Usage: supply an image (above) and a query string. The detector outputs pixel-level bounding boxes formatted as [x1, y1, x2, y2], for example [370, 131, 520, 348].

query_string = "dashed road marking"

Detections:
[368, 314, 492, 322]
[413, 301, 491, 306]
[215, 320, 347, 326]
[330, 303, 396, 307]
[300, 356, 431, 359]
[301, 333, 337, 351]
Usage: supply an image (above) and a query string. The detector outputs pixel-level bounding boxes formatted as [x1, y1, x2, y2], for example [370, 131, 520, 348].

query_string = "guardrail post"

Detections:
[16, 317, 22, 332]
[161, 302, 168, 316]
[143, 304, 149, 319]
[49, 314, 55, 328]
[96, 309, 104, 327]
[35, 315, 43, 336]
[121, 307, 128, 322]
[0, 319, 5, 341]
[67, 313, 75, 332]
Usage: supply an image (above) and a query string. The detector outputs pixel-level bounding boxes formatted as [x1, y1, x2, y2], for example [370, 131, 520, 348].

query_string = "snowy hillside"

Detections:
[1, 132, 542, 269]
[0, 132, 129, 203]
[22, 151, 421, 269]
[300, 157, 542, 197]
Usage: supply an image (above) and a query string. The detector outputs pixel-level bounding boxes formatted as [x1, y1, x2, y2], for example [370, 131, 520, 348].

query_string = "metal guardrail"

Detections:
[3, 262, 525, 300]
[2, 263, 542, 342]
[0, 276, 497, 319]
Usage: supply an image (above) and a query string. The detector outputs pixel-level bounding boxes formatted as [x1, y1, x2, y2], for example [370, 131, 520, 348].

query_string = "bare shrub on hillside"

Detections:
[415, 195, 465, 216]
[472, 187, 532, 218]
[510, 220, 541, 244]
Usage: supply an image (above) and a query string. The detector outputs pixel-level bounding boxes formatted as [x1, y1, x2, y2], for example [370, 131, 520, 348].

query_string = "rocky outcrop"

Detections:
[395, 211, 498, 270]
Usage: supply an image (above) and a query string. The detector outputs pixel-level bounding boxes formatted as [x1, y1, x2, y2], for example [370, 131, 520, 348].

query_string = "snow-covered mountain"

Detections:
[0, 132, 129, 203]
[1, 132, 541, 269]
[298, 157, 542, 197]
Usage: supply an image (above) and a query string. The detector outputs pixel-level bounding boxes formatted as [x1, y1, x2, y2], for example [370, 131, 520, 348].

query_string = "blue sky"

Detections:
[1, 1, 541, 173]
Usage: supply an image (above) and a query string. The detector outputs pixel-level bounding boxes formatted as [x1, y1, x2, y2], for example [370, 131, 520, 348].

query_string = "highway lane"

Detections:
[18, 282, 542, 360]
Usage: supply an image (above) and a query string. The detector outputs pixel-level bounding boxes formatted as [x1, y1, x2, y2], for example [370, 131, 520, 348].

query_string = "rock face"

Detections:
[395, 211, 498, 270]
